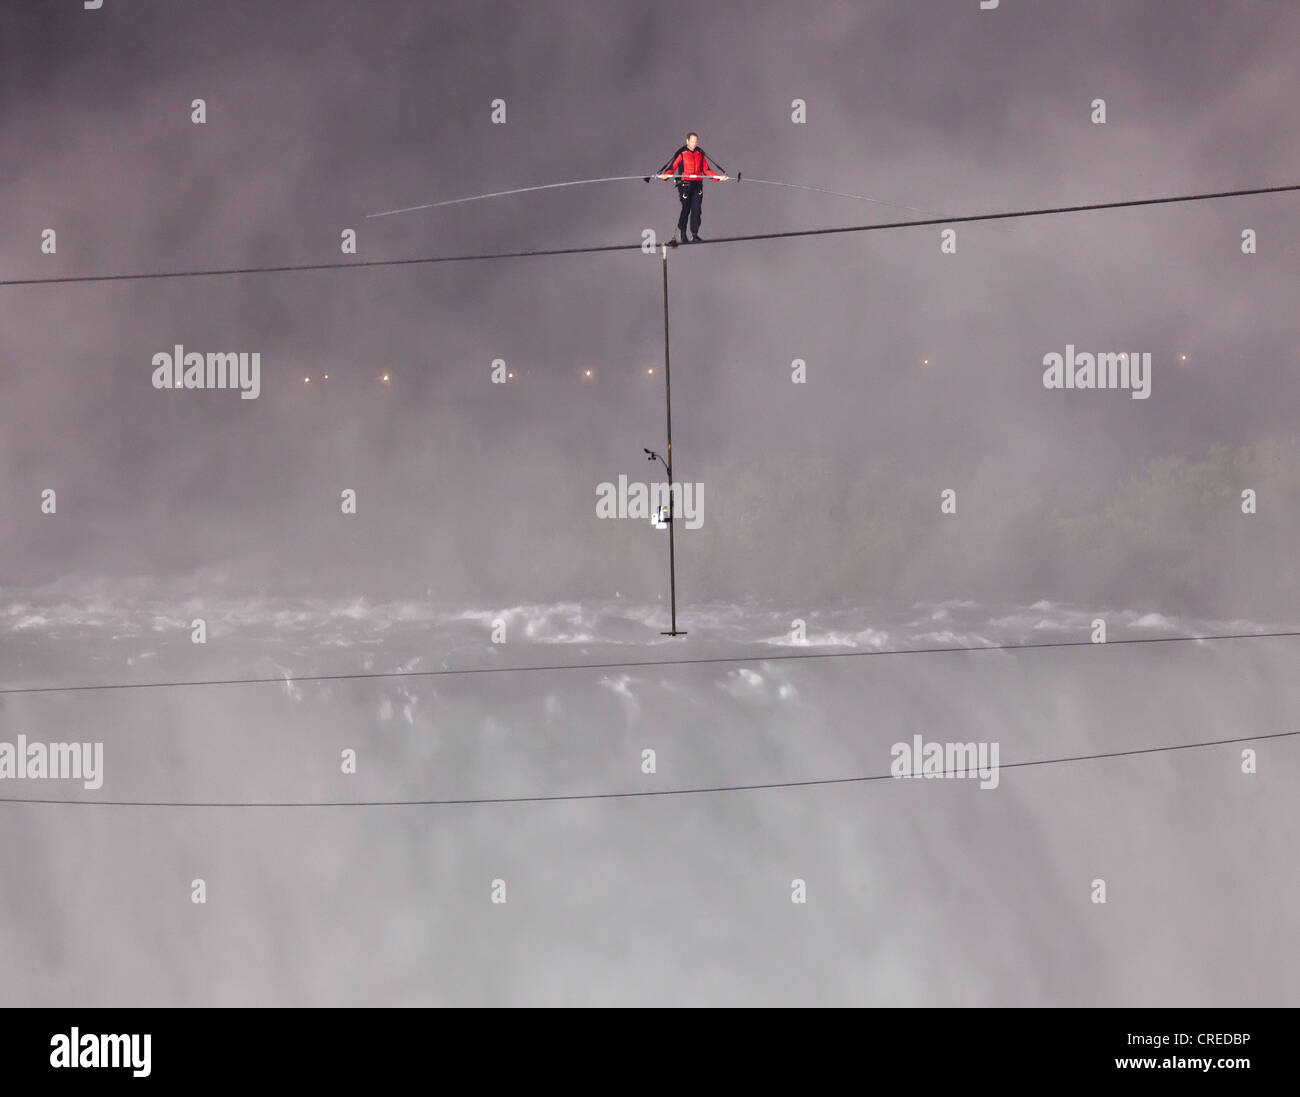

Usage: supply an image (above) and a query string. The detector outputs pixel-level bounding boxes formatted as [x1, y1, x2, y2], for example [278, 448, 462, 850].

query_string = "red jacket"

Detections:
[665, 147, 723, 181]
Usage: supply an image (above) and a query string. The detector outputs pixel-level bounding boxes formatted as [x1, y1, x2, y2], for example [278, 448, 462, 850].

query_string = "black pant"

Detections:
[676, 180, 703, 236]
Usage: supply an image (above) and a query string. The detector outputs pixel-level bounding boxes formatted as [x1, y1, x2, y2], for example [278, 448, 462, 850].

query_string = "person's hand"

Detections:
[657, 173, 670, 180]
[718, 174, 730, 181]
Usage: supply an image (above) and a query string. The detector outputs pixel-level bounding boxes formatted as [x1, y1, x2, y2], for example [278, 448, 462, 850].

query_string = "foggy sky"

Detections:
[4, 0, 1300, 603]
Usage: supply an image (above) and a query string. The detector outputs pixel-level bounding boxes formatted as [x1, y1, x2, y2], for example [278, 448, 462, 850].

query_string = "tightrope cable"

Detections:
[4, 181, 1294, 288]
[1, 730, 1293, 808]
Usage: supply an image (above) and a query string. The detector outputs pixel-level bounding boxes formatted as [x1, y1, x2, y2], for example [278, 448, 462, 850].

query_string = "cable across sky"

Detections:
[1, 181, 1295, 289]
[0, 731, 1292, 808]
[4, 627, 1299, 697]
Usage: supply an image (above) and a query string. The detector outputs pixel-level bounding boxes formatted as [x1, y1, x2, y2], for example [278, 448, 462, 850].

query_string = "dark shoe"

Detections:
[679, 230, 689, 245]
[691, 234, 703, 243]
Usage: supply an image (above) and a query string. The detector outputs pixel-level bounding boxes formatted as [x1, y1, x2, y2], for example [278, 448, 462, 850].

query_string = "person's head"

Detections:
[686, 132, 698, 150]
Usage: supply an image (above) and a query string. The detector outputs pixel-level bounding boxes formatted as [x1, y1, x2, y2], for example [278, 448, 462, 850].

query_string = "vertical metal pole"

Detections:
[661, 247, 683, 636]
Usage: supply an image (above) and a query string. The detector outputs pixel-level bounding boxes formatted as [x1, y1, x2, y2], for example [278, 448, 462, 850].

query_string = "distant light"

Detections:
[304, 377, 310, 383]
[585, 369, 593, 377]
[508, 372, 514, 379]
[1179, 353, 1187, 361]
[922, 358, 929, 366]
[382, 374, 390, 382]
[648, 367, 655, 375]
[323, 374, 329, 379]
